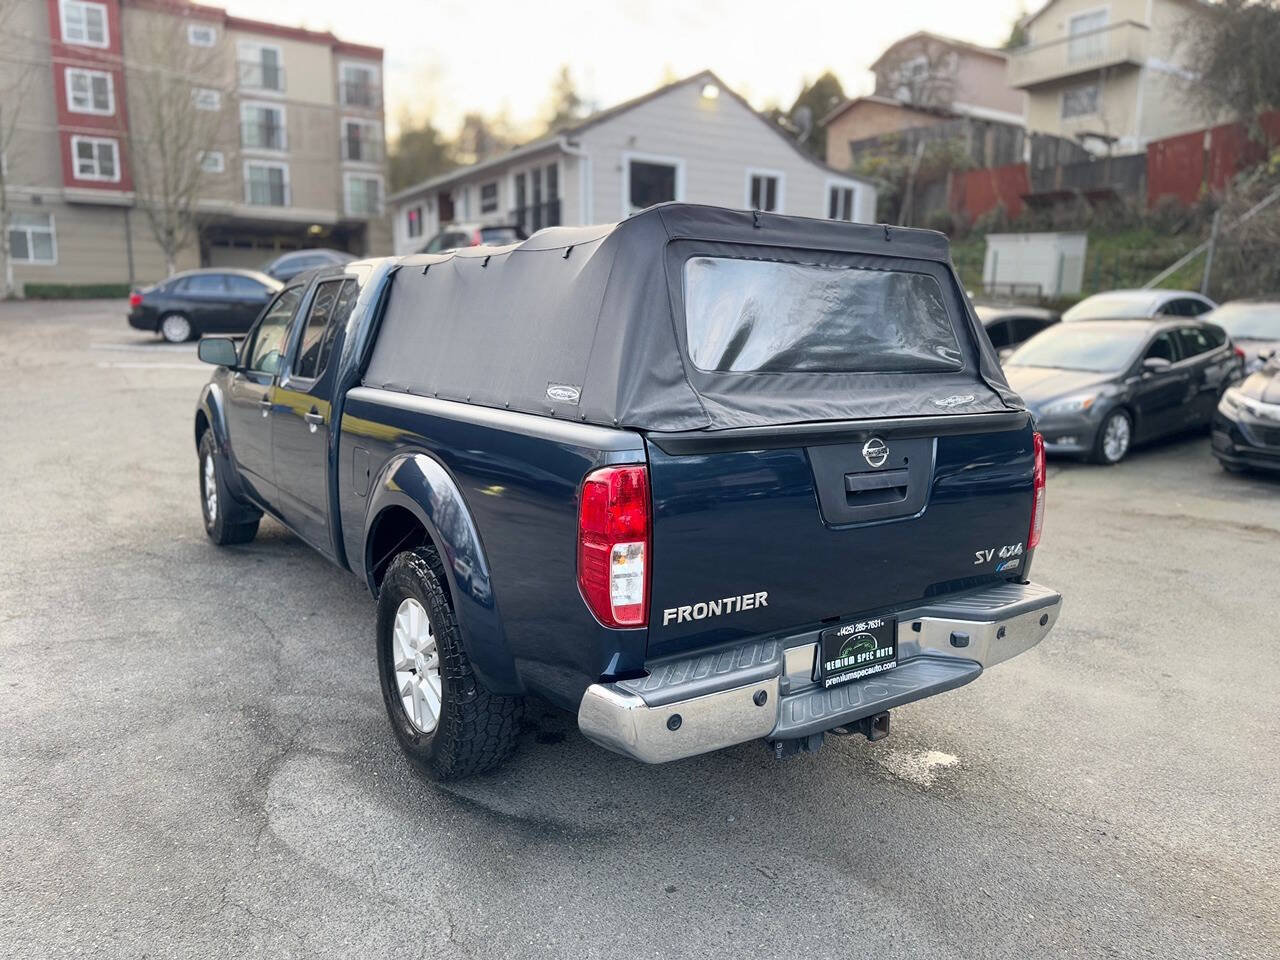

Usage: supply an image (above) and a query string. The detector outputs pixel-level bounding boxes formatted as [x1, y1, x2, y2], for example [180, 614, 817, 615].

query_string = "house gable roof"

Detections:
[868, 30, 1007, 72]
[389, 69, 873, 204]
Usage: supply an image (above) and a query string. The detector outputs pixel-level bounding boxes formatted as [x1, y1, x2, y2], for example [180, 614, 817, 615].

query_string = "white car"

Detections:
[1062, 289, 1217, 322]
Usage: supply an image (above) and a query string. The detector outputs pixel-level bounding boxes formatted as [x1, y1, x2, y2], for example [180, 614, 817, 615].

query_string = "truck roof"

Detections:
[366, 203, 1021, 432]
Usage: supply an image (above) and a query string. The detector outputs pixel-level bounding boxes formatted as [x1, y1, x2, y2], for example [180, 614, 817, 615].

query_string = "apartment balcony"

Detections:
[238, 59, 286, 92]
[241, 122, 286, 151]
[1008, 20, 1149, 89]
[339, 81, 382, 109]
[340, 135, 383, 164]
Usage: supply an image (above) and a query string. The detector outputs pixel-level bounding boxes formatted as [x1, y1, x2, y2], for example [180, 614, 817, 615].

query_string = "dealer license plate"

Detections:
[817, 616, 897, 688]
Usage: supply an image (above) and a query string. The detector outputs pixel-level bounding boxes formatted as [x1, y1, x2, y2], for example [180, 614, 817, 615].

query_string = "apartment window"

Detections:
[7, 212, 57, 264]
[245, 162, 289, 206]
[746, 170, 782, 212]
[479, 181, 498, 214]
[241, 103, 286, 151]
[827, 181, 860, 221]
[624, 154, 682, 216]
[60, 0, 108, 47]
[345, 174, 382, 216]
[192, 87, 221, 111]
[187, 23, 216, 47]
[339, 62, 379, 108]
[1062, 83, 1100, 118]
[341, 119, 380, 162]
[1068, 10, 1109, 64]
[198, 150, 225, 173]
[71, 135, 119, 181]
[406, 205, 423, 238]
[238, 43, 284, 92]
[66, 68, 113, 115]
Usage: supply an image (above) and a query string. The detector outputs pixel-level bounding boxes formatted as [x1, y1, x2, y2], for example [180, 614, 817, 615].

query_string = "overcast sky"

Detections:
[221, 0, 1028, 137]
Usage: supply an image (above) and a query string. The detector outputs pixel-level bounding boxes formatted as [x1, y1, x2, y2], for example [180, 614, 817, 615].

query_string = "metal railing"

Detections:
[1008, 21, 1149, 88]
[340, 135, 383, 163]
[241, 121, 286, 151]
[339, 81, 381, 109]
[237, 59, 286, 92]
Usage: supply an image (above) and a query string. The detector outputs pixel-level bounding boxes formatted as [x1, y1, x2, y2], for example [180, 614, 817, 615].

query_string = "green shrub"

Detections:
[21, 283, 132, 300]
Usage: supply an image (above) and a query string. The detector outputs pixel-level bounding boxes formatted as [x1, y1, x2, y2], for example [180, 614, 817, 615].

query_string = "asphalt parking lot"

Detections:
[2, 299, 1278, 960]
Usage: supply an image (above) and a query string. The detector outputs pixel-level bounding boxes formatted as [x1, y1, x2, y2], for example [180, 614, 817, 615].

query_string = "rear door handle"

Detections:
[304, 410, 324, 433]
[258, 396, 272, 417]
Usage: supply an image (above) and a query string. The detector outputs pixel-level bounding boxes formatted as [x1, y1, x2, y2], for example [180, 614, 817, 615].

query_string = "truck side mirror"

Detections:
[198, 337, 239, 368]
[1141, 356, 1171, 375]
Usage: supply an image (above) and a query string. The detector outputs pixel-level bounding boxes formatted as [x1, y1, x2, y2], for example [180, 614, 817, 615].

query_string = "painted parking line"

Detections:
[96, 361, 207, 370]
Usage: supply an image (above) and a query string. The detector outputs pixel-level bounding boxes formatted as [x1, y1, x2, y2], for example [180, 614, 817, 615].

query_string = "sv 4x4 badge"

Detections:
[974, 542, 1024, 567]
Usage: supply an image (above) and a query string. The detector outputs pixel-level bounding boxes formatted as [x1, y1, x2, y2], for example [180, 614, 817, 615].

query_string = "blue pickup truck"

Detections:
[194, 204, 1061, 780]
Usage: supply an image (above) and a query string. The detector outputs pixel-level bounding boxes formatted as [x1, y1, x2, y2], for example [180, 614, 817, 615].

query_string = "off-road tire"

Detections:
[376, 546, 523, 781]
[198, 430, 260, 545]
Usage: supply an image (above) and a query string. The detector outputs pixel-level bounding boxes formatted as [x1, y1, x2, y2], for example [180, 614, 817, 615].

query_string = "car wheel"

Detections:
[376, 546, 523, 781]
[160, 313, 194, 343]
[1092, 409, 1133, 465]
[198, 431, 259, 545]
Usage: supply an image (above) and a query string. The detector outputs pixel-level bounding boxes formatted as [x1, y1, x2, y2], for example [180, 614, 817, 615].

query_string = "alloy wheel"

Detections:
[392, 597, 443, 734]
[1102, 412, 1131, 463]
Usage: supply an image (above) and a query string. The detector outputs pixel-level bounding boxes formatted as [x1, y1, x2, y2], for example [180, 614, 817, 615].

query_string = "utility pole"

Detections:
[1201, 207, 1222, 296]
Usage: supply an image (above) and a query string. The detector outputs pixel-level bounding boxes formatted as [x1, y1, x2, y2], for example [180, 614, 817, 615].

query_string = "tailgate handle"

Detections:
[845, 468, 909, 495]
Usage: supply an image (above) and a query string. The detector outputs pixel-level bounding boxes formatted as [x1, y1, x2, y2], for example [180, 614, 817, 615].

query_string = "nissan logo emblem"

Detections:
[862, 438, 889, 468]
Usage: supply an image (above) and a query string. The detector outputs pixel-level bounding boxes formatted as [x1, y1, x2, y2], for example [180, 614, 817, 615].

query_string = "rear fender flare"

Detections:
[364, 452, 522, 696]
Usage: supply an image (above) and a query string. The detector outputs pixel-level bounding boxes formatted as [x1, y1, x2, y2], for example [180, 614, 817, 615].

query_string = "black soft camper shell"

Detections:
[365, 203, 1025, 433]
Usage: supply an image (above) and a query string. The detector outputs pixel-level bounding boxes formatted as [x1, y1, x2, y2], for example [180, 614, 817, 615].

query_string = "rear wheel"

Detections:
[1092, 409, 1132, 465]
[160, 313, 193, 343]
[198, 431, 259, 545]
[376, 546, 522, 781]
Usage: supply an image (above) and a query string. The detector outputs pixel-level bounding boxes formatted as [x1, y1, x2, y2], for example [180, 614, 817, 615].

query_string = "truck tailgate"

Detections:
[644, 421, 1036, 660]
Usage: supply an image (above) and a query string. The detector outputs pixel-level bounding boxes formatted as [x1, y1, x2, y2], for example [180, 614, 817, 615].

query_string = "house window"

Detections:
[625, 155, 681, 216]
[1068, 10, 1109, 64]
[60, 0, 108, 47]
[345, 174, 382, 216]
[747, 170, 782, 212]
[827, 181, 860, 221]
[192, 87, 221, 111]
[245, 162, 288, 206]
[406, 205, 423, 238]
[7, 212, 56, 264]
[479, 181, 498, 214]
[1062, 83, 1100, 118]
[66, 68, 113, 115]
[238, 43, 284, 92]
[341, 119, 380, 162]
[187, 23, 216, 46]
[71, 135, 119, 181]
[241, 103, 286, 150]
[339, 63, 379, 108]
[198, 150, 225, 173]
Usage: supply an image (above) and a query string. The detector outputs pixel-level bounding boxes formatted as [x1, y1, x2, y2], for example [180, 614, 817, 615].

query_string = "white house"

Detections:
[389, 70, 878, 254]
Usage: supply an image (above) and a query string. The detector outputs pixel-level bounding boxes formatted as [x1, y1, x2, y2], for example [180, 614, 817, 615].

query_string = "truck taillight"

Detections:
[577, 464, 650, 628]
[1028, 432, 1046, 549]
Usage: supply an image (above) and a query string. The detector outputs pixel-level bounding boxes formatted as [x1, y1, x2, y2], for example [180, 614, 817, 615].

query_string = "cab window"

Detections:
[244, 286, 303, 375]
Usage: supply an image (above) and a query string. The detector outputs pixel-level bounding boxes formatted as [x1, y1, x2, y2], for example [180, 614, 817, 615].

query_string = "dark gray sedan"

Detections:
[1004, 318, 1242, 464]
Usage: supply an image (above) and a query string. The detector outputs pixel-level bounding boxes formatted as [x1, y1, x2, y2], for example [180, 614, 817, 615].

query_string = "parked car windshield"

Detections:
[1209, 301, 1280, 340]
[1063, 292, 1158, 321]
[683, 257, 962, 373]
[1005, 323, 1148, 372]
[479, 227, 522, 244]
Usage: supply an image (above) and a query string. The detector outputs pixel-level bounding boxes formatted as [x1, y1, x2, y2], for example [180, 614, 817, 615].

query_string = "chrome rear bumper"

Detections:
[577, 580, 1062, 763]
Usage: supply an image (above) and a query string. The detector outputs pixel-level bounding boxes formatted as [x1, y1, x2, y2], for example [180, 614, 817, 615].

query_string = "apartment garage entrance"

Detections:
[200, 218, 369, 270]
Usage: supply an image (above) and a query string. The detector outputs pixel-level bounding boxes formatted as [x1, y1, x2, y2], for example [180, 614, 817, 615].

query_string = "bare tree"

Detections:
[876, 39, 958, 111]
[0, 0, 41, 297]
[124, 13, 226, 275]
[1185, 0, 1280, 135]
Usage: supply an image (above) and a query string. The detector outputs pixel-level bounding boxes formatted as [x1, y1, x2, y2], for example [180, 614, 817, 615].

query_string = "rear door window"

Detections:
[293, 279, 358, 379]
[1175, 325, 1214, 358]
[179, 274, 227, 295]
[683, 256, 962, 373]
